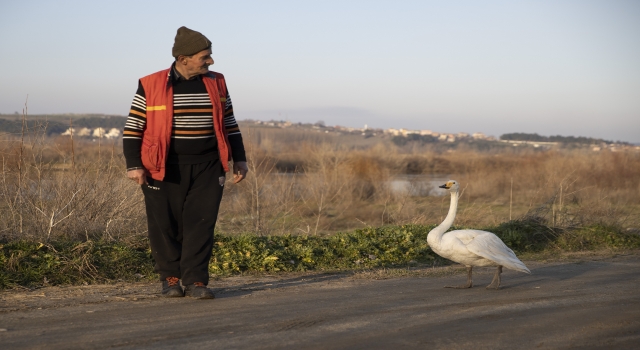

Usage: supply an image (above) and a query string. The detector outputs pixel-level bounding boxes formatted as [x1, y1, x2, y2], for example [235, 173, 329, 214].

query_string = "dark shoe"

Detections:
[161, 277, 184, 297]
[184, 282, 215, 299]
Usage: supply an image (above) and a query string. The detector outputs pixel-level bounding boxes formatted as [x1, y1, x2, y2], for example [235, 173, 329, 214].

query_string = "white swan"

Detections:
[428, 180, 531, 289]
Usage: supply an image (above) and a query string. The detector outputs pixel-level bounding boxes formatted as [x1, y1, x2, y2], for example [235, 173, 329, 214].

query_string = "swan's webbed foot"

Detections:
[445, 266, 473, 289]
[486, 266, 502, 290]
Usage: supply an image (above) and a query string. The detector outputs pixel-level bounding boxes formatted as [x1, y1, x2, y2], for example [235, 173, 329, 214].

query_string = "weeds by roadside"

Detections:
[0, 238, 154, 289]
[2, 222, 639, 290]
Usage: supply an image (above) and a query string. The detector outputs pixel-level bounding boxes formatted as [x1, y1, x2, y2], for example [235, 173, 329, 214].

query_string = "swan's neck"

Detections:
[428, 191, 459, 248]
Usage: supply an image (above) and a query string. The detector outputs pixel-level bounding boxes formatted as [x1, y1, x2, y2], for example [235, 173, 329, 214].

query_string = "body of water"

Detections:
[272, 173, 450, 197]
[387, 175, 450, 197]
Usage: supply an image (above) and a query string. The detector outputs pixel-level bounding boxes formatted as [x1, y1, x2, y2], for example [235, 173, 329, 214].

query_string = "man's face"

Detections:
[182, 49, 214, 76]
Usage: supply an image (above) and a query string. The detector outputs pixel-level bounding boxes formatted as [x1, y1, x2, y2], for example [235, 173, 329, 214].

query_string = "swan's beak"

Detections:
[439, 184, 449, 189]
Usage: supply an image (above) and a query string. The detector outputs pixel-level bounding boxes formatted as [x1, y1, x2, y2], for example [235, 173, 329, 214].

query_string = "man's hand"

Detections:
[233, 161, 249, 184]
[127, 169, 148, 185]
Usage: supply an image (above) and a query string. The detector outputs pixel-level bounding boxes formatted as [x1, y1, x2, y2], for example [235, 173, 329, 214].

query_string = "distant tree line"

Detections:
[499, 132, 626, 145]
[0, 119, 67, 136]
[391, 134, 517, 153]
[72, 116, 126, 129]
[391, 134, 438, 146]
[0, 116, 126, 136]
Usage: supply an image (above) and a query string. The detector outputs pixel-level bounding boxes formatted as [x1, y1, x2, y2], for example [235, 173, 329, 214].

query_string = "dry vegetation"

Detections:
[2, 116, 640, 289]
[0, 118, 146, 242]
[1, 117, 639, 243]
[219, 125, 640, 236]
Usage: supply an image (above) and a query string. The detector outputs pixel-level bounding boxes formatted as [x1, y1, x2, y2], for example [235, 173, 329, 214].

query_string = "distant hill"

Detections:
[499, 132, 626, 145]
[0, 114, 126, 136]
[0, 114, 631, 148]
[0, 118, 67, 136]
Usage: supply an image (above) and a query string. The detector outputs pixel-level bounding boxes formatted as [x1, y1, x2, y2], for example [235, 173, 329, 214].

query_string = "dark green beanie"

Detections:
[172, 26, 212, 58]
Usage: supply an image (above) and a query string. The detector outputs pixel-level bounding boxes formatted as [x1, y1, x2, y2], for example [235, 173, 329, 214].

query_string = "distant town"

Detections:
[243, 119, 638, 152]
[0, 114, 637, 152]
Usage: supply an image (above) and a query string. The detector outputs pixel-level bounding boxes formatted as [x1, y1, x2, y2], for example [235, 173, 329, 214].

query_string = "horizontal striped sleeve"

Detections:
[223, 91, 247, 162]
[123, 92, 147, 140]
[223, 93, 241, 136]
[122, 81, 146, 170]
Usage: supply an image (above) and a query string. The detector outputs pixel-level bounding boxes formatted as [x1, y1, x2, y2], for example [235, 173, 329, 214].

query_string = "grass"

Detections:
[3, 221, 639, 290]
[0, 238, 154, 289]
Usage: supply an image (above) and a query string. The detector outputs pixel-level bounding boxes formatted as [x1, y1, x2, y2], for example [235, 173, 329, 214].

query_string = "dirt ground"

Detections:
[1, 251, 639, 349]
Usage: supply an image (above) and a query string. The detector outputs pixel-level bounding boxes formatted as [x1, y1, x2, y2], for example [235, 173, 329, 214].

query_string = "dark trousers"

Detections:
[141, 159, 224, 285]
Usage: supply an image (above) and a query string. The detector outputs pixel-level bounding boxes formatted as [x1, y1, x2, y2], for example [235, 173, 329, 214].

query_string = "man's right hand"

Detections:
[127, 169, 148, 185]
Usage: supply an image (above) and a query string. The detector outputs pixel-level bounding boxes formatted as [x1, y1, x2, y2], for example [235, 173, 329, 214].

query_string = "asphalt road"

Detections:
[1, 254, 639, 349]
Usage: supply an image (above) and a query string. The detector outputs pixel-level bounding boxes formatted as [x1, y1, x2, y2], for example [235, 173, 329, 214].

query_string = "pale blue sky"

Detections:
[1, 0, 639, 142]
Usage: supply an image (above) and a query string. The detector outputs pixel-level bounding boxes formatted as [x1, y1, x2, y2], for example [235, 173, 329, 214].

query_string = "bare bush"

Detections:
[0, 112, 146, 242]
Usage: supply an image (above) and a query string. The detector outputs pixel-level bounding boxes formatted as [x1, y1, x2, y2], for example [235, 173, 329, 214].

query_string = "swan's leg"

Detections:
[445, 266, 473, 289]
[486, 266, 502, 290]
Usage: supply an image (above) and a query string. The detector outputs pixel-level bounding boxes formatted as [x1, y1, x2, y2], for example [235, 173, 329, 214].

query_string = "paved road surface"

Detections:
[1, 255, 639, 349]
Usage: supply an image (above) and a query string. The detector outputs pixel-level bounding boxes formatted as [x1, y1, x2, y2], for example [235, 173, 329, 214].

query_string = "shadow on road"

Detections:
[213, 272, 351, 298]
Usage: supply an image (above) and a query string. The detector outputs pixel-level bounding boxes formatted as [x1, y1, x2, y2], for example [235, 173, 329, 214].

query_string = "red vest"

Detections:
[139, 67, 232, 181]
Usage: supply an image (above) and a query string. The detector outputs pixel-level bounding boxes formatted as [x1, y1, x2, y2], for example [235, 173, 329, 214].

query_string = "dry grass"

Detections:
[1, 114, 639, 242]
[0, 115, 146, 242]
[218, 126, 640, 236]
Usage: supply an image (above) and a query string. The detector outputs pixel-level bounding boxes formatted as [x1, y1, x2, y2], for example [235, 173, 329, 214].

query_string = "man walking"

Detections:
[123, 26, 248, 299]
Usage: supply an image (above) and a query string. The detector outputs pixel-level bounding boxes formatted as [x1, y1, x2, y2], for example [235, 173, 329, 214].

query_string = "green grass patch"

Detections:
[555, 224, 640, 251]
[210, 225, 439, 275]
[0, 239, 155, 289]
[489, 218, 558, 252]
[2, 222, 639, 289]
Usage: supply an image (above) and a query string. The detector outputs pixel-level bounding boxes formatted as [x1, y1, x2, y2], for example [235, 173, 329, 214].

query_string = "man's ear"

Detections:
[177, 55, 188, 65]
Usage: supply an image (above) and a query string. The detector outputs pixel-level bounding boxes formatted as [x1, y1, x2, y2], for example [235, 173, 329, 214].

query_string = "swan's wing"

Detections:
[461, 230, 531, 274]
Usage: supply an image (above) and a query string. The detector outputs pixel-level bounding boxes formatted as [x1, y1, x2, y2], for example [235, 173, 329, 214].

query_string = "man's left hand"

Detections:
[233, 161, 249, 183]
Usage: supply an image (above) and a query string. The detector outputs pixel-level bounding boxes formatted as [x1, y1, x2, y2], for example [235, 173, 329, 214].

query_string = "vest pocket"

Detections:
[142, 136, 160, 171]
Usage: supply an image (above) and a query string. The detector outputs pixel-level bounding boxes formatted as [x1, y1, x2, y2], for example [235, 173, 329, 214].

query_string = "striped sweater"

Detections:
[123, 65, 246, 170]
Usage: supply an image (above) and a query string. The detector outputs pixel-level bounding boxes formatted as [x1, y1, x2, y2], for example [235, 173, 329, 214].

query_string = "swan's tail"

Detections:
[503, 258, 531, 274]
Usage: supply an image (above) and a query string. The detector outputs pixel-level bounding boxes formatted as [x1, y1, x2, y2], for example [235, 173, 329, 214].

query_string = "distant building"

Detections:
[403, 129, 419, 136]
[61, 127, 121, 138]
[386, 128, 401, 136]
[92, 128, 106, 138]
[104, 128, 121, 138]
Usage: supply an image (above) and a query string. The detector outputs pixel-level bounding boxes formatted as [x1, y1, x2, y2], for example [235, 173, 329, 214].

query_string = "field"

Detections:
[1, 116, 639, 288]
[230, 123, 640, 236]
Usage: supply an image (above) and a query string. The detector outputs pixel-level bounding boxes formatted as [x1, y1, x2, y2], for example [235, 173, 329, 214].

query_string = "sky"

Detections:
[1, 0, 639, 143]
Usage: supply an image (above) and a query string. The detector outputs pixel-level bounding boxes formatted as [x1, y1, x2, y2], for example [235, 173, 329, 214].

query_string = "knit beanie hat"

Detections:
[172, 26, 212, 58]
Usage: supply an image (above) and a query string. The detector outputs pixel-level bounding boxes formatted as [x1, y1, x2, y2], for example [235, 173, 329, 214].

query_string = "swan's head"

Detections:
[438, 180, 459, 193]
